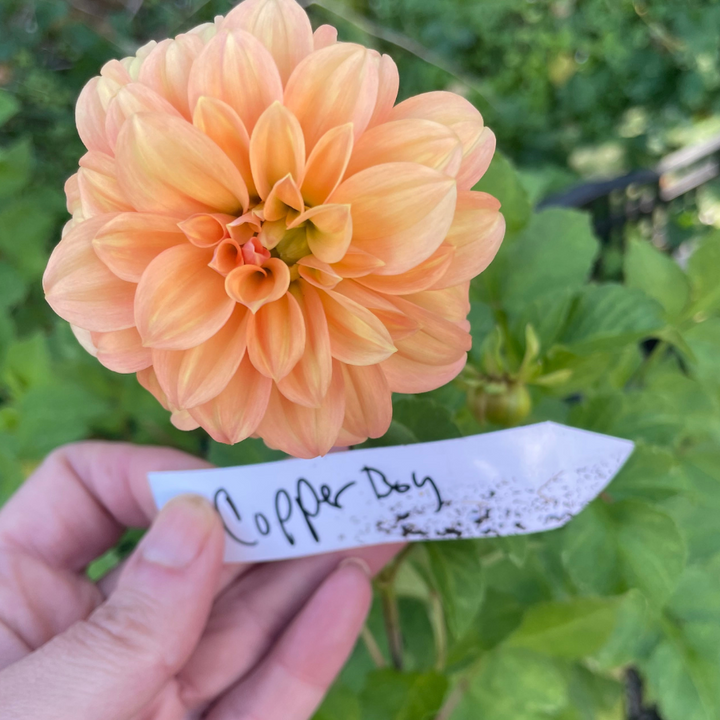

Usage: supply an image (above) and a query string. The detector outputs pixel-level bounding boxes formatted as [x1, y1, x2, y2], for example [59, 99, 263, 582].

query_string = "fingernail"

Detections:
[338, 557, 371, 578]
[140, 495, 217, 569]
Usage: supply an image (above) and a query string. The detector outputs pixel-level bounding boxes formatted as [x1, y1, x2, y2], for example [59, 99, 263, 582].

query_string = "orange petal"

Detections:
[71, 324, 98, 356]
[135, 243, 235, 350]
[187, 29, 283, 133]
[313, 24, 337, 51]
[78, 152, 133, 217]
[91, 327, 151, 373]
[390, 92, 495, 190]
[301, 123, 353, 207]
[297, 255, 341, 290]
[178, 213, 233, 248]
[250, 102, 305, 200]
[43, 214, 136, 333]
[277, 281, 332, 407]
[104, 83, 182, 151]
[246, 291, 306, 380]
[406, 283, 471, 324]
[368, 53, 399, 128]
[381, 353, 467, 394]
[92, 212, 186, 283]
[225, 257, 290, 312]
[284, 43, 379, 150]
[289, 203, 352, 264]
[432, 190, 505, 289]
[224, 0, 313, 85]
[76, 77, 112, 155]
[116, 113, 249, 215]
[329, 162, 456, 274]
[189, 355, 271, 444]
[341, 362, 392, 439]
[228, 210, 263, 243]
[331, 246, 384, 278]
[318, 288, 395, 365]
[65, 173, 81, 216]
[257, 362, 345, 458]
[193, 96, 257, 198]
[357, 243, 454, 295]
[138, 34, 205, 118]
[210, 238, 244, 275]
[346, 119, 462, 178]
[171, 410, 201, 431]
[137, 366, 170, 410]
[264, 174, 304, 221]
[154, 306, 249, 409]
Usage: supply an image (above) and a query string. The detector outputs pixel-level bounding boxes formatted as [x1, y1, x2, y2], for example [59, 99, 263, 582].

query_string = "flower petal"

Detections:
[346, 119, 462, 178]
[277, 281, 332, 407]
[91, 327, 151, 373]
[135, 243, 235, 350]
[432, 190, 505, 289]
[116, 112, 249, 215]
[284, 43, 379, 150]
[301, 123, 353, 207]
[313, 24, 337, 51]
[368, 53, 399, 128]
[226, 257, 290, 312]
[405, 283, 471, 324]
[257, 361, 345, 458]
[263, 174, 305, 221]
[65, 173, 81, 216]
[171, 410, 201, 431]
[92, 212, 186, 283]
[289, 203, 352, 264]
[318, 288, 395, 365]
[381, 353, 467, 394]
[224, 0, 313, 85]
[331, 246, 384, 278]
[43, 214, 136, 332]
[341, 362, 392, 439]
[247, 291, 306, 380]
[193, 96, 257, 198]
[296, 255, 341, 290]
[188, 29, 284, 134]
[178, 213, 234, 248]
[189, 355, 271, 444]
[329, 162, 457, 274]
[210, 238, 244, 275]
[250, 101, 305, 200]
[78, 152, 133, 218]
[76, 77, 112, 155]
[137, 366, 170, 410]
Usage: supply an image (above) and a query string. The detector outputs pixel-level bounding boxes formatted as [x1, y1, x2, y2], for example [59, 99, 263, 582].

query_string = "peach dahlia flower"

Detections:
[43, 0, 505, 458]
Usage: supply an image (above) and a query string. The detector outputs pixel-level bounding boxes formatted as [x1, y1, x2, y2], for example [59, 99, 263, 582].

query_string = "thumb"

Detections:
[0, 495, 225, 720]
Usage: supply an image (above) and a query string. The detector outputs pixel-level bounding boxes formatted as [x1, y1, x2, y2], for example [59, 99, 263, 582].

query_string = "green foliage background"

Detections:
[1, 1, 720, 718]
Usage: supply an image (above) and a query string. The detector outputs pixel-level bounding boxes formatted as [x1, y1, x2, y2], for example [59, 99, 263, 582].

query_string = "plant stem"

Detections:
[429, 590, 448, 672]
[361, 625, 387, 668]
[435, 676, 471, 720]
[376, 545, 414, 670]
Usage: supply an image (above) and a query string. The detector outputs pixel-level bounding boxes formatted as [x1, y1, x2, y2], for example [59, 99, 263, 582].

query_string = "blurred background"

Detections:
[1, 1, 720, 719]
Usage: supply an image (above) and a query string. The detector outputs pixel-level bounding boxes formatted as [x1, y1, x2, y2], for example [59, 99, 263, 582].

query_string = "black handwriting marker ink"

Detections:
[214, 488, 258, 547]
[333, 481, 356, 507]
[362, 466, 410, 499]
[412, 473, 446, 513]
[254, 512, 271, 536]
[295, 478, 321, 542]
[275, 489, 295, 545]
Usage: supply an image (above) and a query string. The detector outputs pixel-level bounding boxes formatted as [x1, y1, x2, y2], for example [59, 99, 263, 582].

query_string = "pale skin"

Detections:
[0, 442, 403, 719]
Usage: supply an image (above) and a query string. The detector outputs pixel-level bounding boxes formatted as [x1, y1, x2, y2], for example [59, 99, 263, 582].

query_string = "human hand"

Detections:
[0, 442, 402, 719]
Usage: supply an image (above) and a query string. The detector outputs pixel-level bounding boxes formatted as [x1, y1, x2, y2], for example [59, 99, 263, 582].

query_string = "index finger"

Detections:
[0, 441, 210, 571]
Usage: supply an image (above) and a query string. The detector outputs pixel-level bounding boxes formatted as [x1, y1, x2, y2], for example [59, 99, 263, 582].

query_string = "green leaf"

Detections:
[0, 262, 27, 308]
[207, 437, 286, 466]
[624, 237, 690, 319]
[392, 397, 461, 443]
[506, 596, 621, 659]
[687, 230, 720, 314]
[0, 138, 33, 200]
[562, 499, 686, 604]
[0, 90, 20, 127]
[607, 442, 686, 502]
[561, 664, 625, 720]
[2, 333, 52, 397]
[314, 684, 361, 720]
[360, 670, 447, 720]
[684, 318, 720, 388]
[473, 151, 531, 233]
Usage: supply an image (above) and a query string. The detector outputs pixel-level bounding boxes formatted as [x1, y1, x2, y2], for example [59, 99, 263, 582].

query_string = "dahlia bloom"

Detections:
[43, 0, 505, 458]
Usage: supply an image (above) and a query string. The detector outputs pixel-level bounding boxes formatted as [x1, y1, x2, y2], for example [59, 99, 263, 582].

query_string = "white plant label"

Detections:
[149, 422, 634, 563]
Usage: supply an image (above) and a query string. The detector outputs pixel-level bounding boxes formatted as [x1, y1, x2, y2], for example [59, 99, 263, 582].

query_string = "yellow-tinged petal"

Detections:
[367, 53, 399, 128]
[92, 212, 186, 283]
[193, 96, 257, 197]
[104, 83, 182, 151]
[226, 257, 290, 312]
[406, 283, 471, 324]
[65, 173, 81, 216]
[91, 327, 151, 373]
[358, 243, 454, 295]
[381, 353, 467, 394]
[313, 24, 337, 51]
[277, 281, 332, 407]
[224, 0, 313, 85]
[189, 355, 271, 444]
[178, 213, 233, 248]
[390, 91, 495, 189]
[171, 410, 200, 431]
[71, 325, 98, 357]
[250, 102, 305, 200]
[246, 291, 306, 380]
[289, 203, 352, 264]
[346, 119, 462, 178]
[301, 123, 353, 207]
[116, 113, 249, 215]
[137, 366, 170, 410]
[341, 362, 392, 439]
[318, 288, 395, 365]
[432, 190, 505, 289]
[43, 214, 136, 332]
[78, 152, 133, 217]
[135, 243, 235, 349]
[257, 362, 345, 458]
[297, 255, 341, 290]
[284, 43, 379, 150]
[331, 246, 384, 278]
[263, 174, 304, 221]
[138, 34, 205, 118]
[76, 77, 112, 155]
[153, 306, 249, 409]
[188, 29, 283, 133]
[329, 162, 457, 274]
